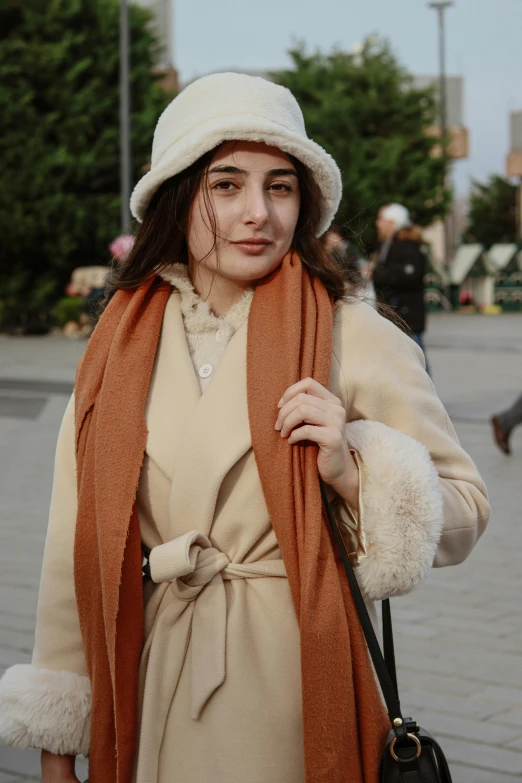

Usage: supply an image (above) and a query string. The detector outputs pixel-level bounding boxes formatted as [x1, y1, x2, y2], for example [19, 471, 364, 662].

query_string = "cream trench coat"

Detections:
[0, 290, 490, 783]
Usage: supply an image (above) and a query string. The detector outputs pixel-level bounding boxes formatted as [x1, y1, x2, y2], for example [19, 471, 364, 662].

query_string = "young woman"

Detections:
[0, 73, 489, 783]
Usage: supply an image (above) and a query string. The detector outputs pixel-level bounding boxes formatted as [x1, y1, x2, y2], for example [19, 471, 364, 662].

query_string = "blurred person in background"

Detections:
[491, 394, 522, 455]
[369, 203, 428, 364]
[323, 227, 376, 304]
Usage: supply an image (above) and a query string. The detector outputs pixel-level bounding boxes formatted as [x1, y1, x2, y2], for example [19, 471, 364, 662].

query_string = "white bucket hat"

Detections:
[381, 203, 411, 232]
[130, 72, 342, 237]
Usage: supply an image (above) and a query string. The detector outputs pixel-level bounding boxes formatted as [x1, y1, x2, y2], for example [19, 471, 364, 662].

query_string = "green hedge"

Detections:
[53, 296, 84, 327]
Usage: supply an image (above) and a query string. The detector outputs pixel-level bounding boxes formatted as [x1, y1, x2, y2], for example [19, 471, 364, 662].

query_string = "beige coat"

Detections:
[0, 292, 490, 783]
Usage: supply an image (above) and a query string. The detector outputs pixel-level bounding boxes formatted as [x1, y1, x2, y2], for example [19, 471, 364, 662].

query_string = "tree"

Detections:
[0, 0, 170, 330]
[270, 37, 451, 248]
[463, 175, 517, 246]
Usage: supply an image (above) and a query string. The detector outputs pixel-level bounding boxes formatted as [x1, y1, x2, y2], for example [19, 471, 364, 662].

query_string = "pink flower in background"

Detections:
[109, 234, 135, 262]
[65, 282, 91, 297]
[65, 282, 80, 297]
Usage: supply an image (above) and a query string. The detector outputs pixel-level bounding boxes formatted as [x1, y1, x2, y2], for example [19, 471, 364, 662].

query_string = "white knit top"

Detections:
[158, 264, 254, 392]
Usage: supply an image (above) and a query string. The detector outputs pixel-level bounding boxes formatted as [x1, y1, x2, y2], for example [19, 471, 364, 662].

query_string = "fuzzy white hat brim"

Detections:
[130, 114, 342, 237]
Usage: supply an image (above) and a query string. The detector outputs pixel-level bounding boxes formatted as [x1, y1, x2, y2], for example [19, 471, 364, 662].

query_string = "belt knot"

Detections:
[146, 531, 286, 719]
[149, 531, 229, 602]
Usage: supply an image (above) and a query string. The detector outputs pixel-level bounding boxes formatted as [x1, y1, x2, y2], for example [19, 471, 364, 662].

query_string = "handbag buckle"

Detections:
[389, 732, 422, 762]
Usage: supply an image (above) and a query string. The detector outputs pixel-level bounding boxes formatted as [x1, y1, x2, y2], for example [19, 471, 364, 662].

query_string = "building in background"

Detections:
[135, 0, 172, 69]
[414, 75, 468, 160]
[414, 75, 468, 268]
[506, 110, 522, 241]
[135, 0, 178, 92]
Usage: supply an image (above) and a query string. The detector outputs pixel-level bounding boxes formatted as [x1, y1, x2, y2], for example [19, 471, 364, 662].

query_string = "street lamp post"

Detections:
[119, 0, 132, 234]
[428, 1, 453, 269]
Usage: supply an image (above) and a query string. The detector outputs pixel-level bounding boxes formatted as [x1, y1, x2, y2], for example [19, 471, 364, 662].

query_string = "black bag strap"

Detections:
[320, 479, 407, 737]
[382, 596, 399, 700]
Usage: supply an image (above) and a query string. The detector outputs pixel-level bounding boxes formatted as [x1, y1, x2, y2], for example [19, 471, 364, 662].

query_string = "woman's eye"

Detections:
[269, 182, 292, 192]
[213, 180, 237, 191]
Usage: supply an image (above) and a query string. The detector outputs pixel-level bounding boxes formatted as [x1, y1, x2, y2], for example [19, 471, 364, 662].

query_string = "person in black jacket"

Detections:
[370, 203, 428, 360]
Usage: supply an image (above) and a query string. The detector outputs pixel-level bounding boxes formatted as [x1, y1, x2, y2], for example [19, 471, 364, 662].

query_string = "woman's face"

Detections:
[376, 208, 396, 242]
[186, 141, 301, 286]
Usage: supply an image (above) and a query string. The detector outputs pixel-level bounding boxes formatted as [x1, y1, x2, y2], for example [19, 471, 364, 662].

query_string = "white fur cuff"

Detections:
[0, 664, 91, 756]
[346, 420, 444, 601]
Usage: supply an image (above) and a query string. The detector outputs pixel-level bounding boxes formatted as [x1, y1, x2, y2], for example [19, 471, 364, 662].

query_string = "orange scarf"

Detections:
[74, 253, 388, 783]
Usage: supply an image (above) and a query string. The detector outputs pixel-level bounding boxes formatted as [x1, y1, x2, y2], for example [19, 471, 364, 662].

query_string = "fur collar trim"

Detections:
[158, 264, 253, 335]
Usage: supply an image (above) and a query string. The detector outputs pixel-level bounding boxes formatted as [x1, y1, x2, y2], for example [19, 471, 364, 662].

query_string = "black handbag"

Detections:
[320, 480, 452, 783]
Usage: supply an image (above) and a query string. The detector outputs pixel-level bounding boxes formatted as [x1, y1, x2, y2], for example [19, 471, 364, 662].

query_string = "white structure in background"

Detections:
[450, 244, 522, 309]
[488, 244, 520, 275]
[488, 244, 522, 310]
[449, 244, 492, 306]
[135, 0, 173, 69]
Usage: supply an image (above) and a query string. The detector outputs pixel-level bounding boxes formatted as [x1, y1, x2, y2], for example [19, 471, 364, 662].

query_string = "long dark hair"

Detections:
[103, 144, 362, 306]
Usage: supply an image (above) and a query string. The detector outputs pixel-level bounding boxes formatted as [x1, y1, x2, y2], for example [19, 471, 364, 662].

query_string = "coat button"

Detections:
[198, 363, 213, 378]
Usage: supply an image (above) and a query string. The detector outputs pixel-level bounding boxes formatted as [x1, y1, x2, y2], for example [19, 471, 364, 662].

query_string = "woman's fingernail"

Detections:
[274, 420, 281, 431]
[277, 397, 284, 408]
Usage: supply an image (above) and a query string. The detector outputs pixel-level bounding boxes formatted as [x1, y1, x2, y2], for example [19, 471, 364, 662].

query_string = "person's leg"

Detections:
[491, 392, 522, 455]
[498, 393, 522, 432]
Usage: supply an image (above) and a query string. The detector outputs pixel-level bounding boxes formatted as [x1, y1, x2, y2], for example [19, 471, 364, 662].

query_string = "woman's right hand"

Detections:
[41, 750, 80, 782]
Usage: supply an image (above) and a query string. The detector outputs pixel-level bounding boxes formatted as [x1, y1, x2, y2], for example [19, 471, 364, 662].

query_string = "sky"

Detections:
[172, 0, 522, 197]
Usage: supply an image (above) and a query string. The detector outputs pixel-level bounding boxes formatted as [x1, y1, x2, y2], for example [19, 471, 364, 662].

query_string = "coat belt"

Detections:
[148, 530, 287, 719]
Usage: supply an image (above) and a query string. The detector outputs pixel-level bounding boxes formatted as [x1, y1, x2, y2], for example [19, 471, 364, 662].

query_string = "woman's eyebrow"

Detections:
[269, 168, 298, 177]
[208, 165, 298, 177]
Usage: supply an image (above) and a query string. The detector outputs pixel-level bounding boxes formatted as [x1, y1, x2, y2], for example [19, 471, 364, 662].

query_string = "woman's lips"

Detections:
[231, 240, 273, 255]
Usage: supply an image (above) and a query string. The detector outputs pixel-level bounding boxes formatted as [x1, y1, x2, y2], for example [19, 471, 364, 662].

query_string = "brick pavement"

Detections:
[0, 314, 521, 781]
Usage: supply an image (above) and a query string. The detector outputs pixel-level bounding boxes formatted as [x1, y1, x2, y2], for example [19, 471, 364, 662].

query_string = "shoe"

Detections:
[491, 415, 511, 455]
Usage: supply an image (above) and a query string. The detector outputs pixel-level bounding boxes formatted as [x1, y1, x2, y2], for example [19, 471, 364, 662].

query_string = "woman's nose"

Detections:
[242, 185, 269, 227]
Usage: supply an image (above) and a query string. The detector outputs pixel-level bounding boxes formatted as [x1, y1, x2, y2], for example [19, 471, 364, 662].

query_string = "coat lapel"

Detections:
[145, 292, 201, 479]
[167, 320, 252, 536]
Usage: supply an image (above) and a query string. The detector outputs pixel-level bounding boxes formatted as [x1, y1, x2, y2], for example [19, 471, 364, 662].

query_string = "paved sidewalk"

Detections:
[0, 313, 521, 781]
